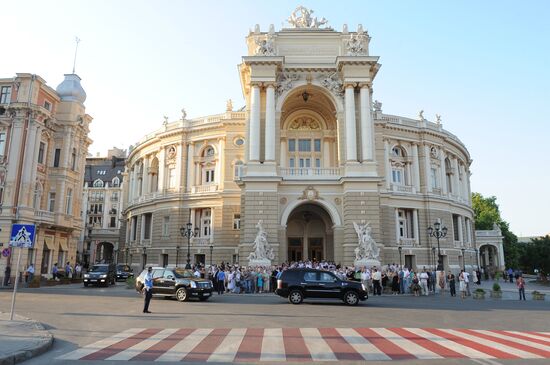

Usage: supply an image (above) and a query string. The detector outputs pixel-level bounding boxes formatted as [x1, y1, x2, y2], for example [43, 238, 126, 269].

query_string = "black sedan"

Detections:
[135, 267, 213, 301]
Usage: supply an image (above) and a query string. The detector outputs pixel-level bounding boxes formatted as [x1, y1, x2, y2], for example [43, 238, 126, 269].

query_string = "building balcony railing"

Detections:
[280, 167, 342, 179]
[191, 237, 211, 246]
[34, 210, 55, 224]
[390, 183, 416, 194]
[191, 184, 218, 194]
[399, 237, 418, 247]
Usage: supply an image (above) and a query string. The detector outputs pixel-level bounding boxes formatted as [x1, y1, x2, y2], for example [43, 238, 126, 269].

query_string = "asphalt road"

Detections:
[1, 282, 549, 365]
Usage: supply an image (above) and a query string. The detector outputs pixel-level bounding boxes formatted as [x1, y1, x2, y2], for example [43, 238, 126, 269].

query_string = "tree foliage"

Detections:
[519, 236, 550, 278]
[471, 192, 521, 269]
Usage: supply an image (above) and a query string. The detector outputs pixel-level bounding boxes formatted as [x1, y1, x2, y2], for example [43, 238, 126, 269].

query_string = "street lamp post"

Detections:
[209, 244, 214, 267]
[427, 220, 447, 272]
[431, 247, 436, 272]
[474, 247, 479, 269]
[176, 245, 180, 267]
[398, 245, 402, 267]
[180, 223, 199, 269]
[461, 247, 466, 271]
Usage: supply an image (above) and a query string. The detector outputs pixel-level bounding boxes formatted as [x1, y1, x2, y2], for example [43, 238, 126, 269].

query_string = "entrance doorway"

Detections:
[285, 203, 333, 262]
[194, 254, 205, 266]
[288, 238, 303, 262]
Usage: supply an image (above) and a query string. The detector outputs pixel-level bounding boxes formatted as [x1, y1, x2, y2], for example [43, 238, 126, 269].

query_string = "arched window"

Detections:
[93, 179, 104, 188]
[390, 146, 407, 186]
[112, 176, 120, 187]
[33, 182, 43, 210]
[234, 160, 244, 180]
[201, 146, 216, 185]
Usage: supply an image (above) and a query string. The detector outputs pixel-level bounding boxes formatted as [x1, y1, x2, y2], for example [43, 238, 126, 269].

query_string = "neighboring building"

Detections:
[80, 148, 126, 267]
[0, 73, 92, 281]
[122, 8, 501, 273]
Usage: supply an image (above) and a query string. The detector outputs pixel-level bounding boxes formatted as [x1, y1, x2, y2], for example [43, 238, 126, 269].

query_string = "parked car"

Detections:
[135, 267, 213, 301]
[275, 268, 368, 305]
[116, 264, 134, 281]
[83, 263, 116, 287]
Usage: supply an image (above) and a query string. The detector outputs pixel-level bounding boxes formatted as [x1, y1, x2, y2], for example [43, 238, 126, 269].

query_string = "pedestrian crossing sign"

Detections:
[9, 224, 36, 248]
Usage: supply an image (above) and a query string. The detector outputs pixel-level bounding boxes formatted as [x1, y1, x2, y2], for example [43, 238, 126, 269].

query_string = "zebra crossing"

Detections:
[57, 327, 550, 362]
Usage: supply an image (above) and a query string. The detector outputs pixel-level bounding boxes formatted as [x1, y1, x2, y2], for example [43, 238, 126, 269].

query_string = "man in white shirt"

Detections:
[419, 268, 429, 296]
[372, 268, 382, 295]
[26, 264, 35, 284]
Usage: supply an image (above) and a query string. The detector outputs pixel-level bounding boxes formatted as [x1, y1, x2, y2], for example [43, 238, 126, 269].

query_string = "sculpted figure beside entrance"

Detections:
[248, 220, 275, 266]
[353, 222, 381, 268]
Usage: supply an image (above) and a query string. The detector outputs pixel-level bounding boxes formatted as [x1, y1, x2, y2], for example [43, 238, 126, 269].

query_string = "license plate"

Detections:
[203, 293, 210, 296]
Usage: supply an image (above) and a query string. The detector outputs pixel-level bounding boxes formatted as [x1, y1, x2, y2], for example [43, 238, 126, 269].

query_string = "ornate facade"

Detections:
[0, 73, 92, 280]
[122, 8, 502, 273]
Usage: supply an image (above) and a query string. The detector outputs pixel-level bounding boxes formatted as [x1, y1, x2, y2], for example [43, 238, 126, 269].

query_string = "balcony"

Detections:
[399, 238, 418, 247]
[34, 210, 55, 225]
[390, 183, 415, 194]
[280, 167, 342, 180]
[191, 184, 218, 194]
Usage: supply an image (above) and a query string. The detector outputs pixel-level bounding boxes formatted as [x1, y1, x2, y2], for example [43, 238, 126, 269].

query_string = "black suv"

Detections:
[135, 267, 213, 301]
[275, 268, 368, 305]
[83, 263, 116, 287]
[116, 264, 134, 281]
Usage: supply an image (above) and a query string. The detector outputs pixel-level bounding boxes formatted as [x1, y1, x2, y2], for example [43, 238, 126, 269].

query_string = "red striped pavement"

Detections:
[57, 327, 550, 362]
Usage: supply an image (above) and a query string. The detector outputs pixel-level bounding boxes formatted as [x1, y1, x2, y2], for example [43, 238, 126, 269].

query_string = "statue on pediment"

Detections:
[287, 6, 328, 29]
[254, 33, 276, 56]
[345, 33, 369, 56]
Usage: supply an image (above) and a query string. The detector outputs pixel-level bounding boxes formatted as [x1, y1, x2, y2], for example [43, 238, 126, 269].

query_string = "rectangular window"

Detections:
[298, 139, 311, 152]
[131, 216, 138, 241]
[53, 148, 61, 167]
[65, 188, 72, 215]
[430, 168, 438, 188]
[201, 209, 211, 237]
[48, 192, 56, 212]
[288, 139, 295, 152]
[169, 168, 176, 188]
[315, 158, 321, 168]
[205, 169, 215, 183]
[0, 86, 11, 104]
[453, 214, 460, 241]
[305, 158, 311, 168]
[38, 142, 45, 164]
[144, 213, 152, 240]
[314, 139, 321, 152]
[110, 217, 116, 228]
[233, 214, 241, 230]
[392, 169, 402, 184]
[289, 158, 295, 168]
[162, 216, 170, 236]
[0, 132, 6, 156]
[44, 100, 51, 111]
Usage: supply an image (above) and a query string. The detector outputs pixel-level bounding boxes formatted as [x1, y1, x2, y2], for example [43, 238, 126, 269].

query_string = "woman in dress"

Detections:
[391, 271, 400, 295]
[459, 270, 466, 299]
[412, 273, 421, 296]
[257, 271, 264, 293]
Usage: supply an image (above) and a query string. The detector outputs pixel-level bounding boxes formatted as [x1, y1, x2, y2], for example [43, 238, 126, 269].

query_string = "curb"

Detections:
[0, 316, 54, 365]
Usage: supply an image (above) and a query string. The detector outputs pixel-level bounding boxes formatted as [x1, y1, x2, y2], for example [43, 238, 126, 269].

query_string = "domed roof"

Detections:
[56, 74, 87, 103]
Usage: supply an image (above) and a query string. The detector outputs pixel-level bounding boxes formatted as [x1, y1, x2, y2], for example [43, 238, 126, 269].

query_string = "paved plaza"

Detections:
[1, 281, 549, 364]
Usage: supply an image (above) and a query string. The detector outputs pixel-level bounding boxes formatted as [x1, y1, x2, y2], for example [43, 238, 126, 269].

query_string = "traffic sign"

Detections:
[9, 224, 36, 248]
[1, 248, 10, 257]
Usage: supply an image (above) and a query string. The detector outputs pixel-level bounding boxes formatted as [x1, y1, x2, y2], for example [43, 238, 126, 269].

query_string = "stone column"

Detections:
[439, 149, 447, 195]
[460, 164, 467, 201]
[323, 138, 331, 168]
[344, 84, 357, 162]
[29, 126, 42, 196]
[158, 147, 166, 192]
[384, 140, 391, 189]
[457, 215, 464, 244]
[451, 157, 459, 197]
[264, 84, 276, 161]
[175, 144, 183, 190]
[249, 83, 261, 161]
[412, 143, 420, 193]
[142, 156, 150, 194]
[423, 144, 431, 193]
[187, 142, 194, 192]
[217, 138, 224, 190]
[395, 208, 400, 244]
[498, 243, 505, 270]
[413, 209, 419, 243]
[21, 123, 38, 199]
[280, 138, 287, 168]
[359, 84, 374, 161]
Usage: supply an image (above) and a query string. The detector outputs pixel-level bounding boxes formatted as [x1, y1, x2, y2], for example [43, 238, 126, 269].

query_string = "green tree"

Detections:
[520, 236, 550, 280]
[471, 192, 521, 269]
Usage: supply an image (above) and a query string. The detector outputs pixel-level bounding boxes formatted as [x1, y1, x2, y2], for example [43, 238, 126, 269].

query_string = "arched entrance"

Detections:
[285, 203, 334, 262]
[479, 244, 500, 279]
[96, 242, 114, 263]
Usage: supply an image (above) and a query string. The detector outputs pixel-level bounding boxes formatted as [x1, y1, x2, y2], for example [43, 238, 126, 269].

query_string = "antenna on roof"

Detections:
[72, 36, 81, 74]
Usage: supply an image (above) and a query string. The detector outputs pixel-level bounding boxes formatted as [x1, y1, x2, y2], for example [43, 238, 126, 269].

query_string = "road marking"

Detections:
[155, 328, 212, 362]
[260, 328, 286, 362]
[301, 328, 337, 361]
[105, 328, 177, 361]
[58, 327, 550, 362]
[207, 328, 246, 363]
[371, 327, 442, 360]
[56, 328, 145, 360]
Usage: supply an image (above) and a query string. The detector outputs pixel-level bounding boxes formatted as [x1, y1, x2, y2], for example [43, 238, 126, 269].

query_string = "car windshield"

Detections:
[173, 269, 194, 278]
[117, 265, 130, 272]
[90, 265, 108, 272]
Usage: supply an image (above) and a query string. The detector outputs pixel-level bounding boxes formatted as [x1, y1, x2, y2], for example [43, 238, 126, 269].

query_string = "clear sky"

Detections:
[2, 1, 549, 237]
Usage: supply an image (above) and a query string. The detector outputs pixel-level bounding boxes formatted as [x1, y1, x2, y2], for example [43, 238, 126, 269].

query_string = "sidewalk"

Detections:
[0, 312, 53, 365]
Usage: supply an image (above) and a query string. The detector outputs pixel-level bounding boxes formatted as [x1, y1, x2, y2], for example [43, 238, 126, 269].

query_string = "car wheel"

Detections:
[176, 287, 189, 302]
[344, 291, 359, 306]
[83, 283, 88, 287]
[288, 290, 303, 305]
